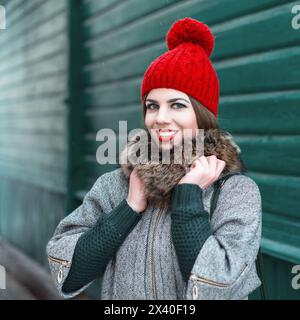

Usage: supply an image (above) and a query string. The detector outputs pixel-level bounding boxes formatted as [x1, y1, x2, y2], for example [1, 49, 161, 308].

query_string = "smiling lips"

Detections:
[157, 129, 178, 141]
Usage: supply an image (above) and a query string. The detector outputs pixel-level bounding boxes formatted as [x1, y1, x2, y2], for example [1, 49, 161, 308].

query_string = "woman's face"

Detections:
[144, 88, 198, 151]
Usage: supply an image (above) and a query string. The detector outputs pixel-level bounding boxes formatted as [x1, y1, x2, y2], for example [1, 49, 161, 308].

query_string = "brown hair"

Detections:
[142, 93, 220, 130]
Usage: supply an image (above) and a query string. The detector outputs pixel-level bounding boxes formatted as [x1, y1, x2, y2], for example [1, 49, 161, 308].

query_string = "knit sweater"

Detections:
[62, 183, 211, 292]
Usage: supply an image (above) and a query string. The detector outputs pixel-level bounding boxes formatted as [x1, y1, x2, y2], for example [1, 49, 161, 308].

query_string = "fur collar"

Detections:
[120, 128, 246, 210]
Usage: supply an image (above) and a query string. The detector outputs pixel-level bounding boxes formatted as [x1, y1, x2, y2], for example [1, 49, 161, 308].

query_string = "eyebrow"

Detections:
[145, 98, 190, 104]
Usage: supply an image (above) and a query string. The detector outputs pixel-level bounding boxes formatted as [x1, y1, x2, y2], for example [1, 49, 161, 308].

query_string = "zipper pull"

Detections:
[48, 255, 70, 284]
[57, 265, 64, 284]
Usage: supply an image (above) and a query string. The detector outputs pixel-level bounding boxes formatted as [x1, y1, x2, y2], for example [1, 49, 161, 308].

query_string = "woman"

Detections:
[46, 17, 262, 300]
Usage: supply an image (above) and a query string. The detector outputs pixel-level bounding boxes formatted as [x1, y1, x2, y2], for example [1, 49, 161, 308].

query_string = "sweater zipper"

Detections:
[151, 209, 163, 300]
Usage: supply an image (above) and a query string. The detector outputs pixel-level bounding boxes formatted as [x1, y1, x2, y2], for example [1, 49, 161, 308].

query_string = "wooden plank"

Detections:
[0, 74, 67, 103]
[262, 211, 300, 250]
[0, 94, 66, 113]
[82, 41, 164, 88]
[0, 114, 66, 133]
[248, 172, 300, 220]
[0, 132, 66, 152]
[214, 1, 300, 60]
[0, 53, 67, 88]
[0, 70, 66, 97]
[83, 0, 182, 40]
[217, 47, 300, 94]
[1, 0, 44, 33]
[0, 11, 66, 61]
[82, 0, 122, 19]
[0, 148, 67, 171]
[0, 33, 67, 74]
[3, 0, 25, 16]
[83, 104, 144, 133]
[83, 0, 290, 63]
[235, 135, 300, 176]
[262, 238, 300, 265]
[0, 0, 66, 49]
[219, 91, 300, 134]
[83, 77, 140, 107]
[0, 71, 67, 96]
[0, 160, 67, 193]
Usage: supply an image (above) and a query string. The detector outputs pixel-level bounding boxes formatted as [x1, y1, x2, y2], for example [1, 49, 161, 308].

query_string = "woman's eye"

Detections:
[145, 103, 186, 110]
[145, 104, 158, 110]
[172, 103, 186, 109]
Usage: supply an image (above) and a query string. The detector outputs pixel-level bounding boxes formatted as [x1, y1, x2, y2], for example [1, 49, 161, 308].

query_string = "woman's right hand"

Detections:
[127, 168, 148, 213]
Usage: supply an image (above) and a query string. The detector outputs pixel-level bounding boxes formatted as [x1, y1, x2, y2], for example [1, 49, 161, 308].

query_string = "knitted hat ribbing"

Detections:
[141, 17, 219, 118]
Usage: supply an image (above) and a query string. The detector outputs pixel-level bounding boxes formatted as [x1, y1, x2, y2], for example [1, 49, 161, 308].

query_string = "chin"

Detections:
[156, 136, 183, 151]
[159, 144, 174, 151]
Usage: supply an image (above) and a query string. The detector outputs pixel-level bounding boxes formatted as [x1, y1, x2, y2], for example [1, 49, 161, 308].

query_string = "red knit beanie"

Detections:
[141, 17, 219, 118]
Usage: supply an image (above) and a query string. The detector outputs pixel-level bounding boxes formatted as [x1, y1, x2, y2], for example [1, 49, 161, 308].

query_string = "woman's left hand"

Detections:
[178, 155, 226, 189]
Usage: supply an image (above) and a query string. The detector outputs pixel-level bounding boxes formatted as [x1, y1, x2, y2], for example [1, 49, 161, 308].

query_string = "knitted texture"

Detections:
[171, 183, 212, 282]
[141, 17, 219, 117]
[62, 199, 141, 293]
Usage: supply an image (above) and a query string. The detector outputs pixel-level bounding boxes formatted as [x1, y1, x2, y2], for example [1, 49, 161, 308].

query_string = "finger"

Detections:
[207, 155, 218, 174]
[198, 155, 209, 169]
[216, 160, 226, 176]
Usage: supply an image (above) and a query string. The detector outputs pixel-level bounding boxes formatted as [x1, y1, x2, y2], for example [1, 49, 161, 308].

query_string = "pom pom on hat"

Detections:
[166, 17, 214, 57]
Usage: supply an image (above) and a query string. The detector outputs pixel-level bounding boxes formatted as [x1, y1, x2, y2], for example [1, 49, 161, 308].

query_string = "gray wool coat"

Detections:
[46, 130, 262, 300]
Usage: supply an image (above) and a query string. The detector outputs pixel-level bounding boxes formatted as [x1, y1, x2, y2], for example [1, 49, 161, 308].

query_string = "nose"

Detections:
[155, 106, 172, 125]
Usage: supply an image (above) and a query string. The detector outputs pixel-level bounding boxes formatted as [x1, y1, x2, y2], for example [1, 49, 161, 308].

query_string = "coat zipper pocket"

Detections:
[190, 263, 248, 288]
[48, 255, 71, 284]
[190, 273, 232, 288]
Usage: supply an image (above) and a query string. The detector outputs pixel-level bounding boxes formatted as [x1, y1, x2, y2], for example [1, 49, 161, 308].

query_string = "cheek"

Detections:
[176, 110, 198, 130]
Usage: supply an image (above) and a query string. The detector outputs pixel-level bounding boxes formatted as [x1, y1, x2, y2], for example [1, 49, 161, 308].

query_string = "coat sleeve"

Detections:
[46, 175, 108, 299]
[184, 175, 262, 300]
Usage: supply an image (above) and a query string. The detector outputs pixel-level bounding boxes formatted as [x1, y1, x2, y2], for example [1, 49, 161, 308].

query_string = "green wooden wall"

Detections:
[0, 0, 69, 265]
[0, 0, 299, 299]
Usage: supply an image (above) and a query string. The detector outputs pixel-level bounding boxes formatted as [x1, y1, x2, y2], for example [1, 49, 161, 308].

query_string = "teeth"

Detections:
[158, 131, 177, 137]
